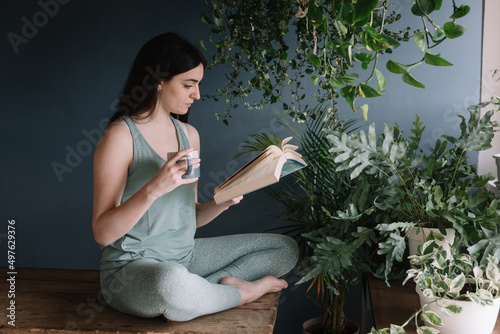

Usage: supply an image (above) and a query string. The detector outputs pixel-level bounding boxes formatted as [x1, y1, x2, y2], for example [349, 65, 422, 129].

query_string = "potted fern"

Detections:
[237, 104, 366, 334]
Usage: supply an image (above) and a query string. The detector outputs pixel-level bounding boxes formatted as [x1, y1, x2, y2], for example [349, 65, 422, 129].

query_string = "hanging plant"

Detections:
[200, 0, 470, 123]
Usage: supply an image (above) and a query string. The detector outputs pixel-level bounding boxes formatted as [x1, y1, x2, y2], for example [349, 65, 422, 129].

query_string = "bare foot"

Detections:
[220, 276, 288, 306]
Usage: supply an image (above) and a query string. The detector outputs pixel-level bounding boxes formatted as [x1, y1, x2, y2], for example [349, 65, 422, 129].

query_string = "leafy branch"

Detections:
[200, 0, 470, 122]
[325, 104, 499, 280]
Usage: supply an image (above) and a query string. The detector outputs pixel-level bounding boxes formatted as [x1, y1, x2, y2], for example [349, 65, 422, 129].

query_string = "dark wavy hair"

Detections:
[108, 32, 207, 125]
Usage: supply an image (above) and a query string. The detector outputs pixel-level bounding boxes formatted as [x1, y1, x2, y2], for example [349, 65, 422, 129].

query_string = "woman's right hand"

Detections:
[148, 148, 200, 199]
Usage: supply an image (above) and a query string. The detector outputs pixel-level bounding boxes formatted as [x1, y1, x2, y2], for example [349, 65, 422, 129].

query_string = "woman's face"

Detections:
[157, 63, 204, 116]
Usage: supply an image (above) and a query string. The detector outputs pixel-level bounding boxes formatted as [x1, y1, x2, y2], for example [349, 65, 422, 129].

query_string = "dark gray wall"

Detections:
[1, 1, 482, 333]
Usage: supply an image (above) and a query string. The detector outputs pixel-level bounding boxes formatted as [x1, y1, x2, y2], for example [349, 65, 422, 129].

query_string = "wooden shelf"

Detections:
[0, 267, 279, 334]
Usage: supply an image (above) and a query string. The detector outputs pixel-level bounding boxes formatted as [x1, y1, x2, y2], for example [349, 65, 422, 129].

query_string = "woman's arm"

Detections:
[195, 197, 243, 228]
[92, 122, 198, 247]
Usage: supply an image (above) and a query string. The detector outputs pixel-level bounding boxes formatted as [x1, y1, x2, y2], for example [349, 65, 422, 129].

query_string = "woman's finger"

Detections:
[167, 148, 194, 163]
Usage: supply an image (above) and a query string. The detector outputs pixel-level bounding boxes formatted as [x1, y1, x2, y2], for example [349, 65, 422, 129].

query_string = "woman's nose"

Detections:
[191, 86, 201, 100]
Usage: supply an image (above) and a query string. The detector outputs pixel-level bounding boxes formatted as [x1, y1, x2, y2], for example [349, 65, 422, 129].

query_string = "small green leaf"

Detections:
[389, 324, 405, 334]
[334, 19, 348, 35]
[375, 68, 386, 91]
[363, 26, 401, 52]
[386, 60, 407, 74]
[402, 72, 425, 88]
[450, 273, 466, 294]
[417, 326, 440, 334]
[198, 39, 207, 52]
[414, 31, 426, 52]
[441, 301, 462, 316]
[307, 2, 325, 27]
[360, 104, 369, 120]
[421, 310, 443, 327]
[201, 12, 213, 25]
[340, 85, 357, 110]
[432, 186, 443, 204]
[424, 52, 453, 66]
[307, 53, 322, 67]
[213, 7, 223, 28]
[411, 0, 438, 16]
[358, 83, 382, 98]
[352, 0, 378, 25]
[450, 5, 470, 19]
[434, 25, 445, 39]
[353, 53, 372, 70]
[330, 76, 357, 88]
[411, 0, 436, 16]
[311, 75, 320, 86]
[443, 22, 466, 39]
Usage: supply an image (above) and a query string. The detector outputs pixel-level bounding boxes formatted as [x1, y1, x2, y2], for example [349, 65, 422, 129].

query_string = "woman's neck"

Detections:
[134, 108, 172, 125]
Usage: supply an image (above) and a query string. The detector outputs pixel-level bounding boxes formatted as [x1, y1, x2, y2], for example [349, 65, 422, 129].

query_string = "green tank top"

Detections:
[100, 115, 196, 271]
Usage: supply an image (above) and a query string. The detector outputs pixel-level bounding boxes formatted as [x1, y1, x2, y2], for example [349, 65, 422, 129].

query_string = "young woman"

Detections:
[92, 32, 298, 322]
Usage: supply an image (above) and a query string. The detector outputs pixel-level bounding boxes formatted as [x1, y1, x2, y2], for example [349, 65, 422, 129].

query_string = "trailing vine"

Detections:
[200, 0, 470, 124]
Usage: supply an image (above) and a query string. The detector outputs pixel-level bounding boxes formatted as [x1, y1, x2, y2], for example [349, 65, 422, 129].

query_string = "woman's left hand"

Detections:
[222, 196, 243, 209]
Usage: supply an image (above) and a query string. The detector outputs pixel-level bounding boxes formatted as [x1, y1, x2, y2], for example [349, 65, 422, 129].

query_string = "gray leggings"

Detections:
[100, 233, 298, 321]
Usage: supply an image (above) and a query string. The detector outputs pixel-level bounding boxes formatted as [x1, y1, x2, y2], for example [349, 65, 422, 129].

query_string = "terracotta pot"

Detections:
[302, 317, 360, 334]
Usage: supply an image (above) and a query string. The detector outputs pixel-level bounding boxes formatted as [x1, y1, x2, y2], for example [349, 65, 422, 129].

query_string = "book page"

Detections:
[277, 137, 292, 152]
[214, 154, 286, 204]
[220, 156, 281, 191]
[213, 136, 307, 204]
[215, 149, 271, 191]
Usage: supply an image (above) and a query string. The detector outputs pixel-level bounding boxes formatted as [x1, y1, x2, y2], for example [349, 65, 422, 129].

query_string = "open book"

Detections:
[213, 137, 307, 204]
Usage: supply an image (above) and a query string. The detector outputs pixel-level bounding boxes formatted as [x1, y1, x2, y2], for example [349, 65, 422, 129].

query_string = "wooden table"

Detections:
[368, 275, 500, 333]
[0, 268, 280, 334]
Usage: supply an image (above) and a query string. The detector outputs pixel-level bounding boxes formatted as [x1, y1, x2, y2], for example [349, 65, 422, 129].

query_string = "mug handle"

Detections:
[181, 156, 193, 179]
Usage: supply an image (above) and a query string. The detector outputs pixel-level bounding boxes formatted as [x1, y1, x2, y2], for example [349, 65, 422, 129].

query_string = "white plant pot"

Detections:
[416, 288, 500, 334]
[494, 153, 500, 190]
[408, 226, 455, 258]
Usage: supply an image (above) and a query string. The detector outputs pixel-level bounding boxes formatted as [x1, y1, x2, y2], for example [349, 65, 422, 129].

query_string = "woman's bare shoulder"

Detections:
[184, 122, 200, 151]
[101, 119, 132, 143]
[184, 122, 199, 137]
[95, 119, 133, 164]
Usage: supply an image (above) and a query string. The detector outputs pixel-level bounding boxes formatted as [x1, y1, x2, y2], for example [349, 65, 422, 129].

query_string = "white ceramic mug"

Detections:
[167, 150, 200, 179]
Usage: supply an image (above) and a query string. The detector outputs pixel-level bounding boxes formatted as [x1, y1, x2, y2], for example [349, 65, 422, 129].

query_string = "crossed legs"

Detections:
[100, 233, 298, 321]
[188, 233, 298, 306]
